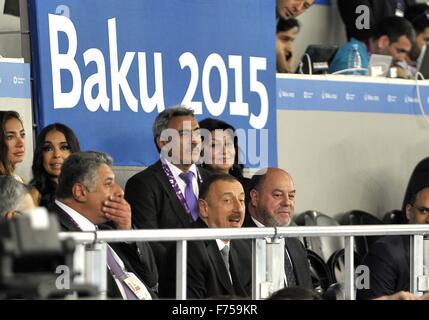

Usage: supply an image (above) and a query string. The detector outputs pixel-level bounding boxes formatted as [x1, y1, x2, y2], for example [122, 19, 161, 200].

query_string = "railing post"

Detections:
[265, 237, 283, 297]
[176, 240, 187, 300]
[410, 235, 424, 295]
[252, 238, 266, 300]
[344, 236, 355, 300]
[84, 242, 107, 299]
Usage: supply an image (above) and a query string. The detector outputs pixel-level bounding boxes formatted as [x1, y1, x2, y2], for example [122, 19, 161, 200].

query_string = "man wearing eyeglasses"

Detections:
[0, 176, 35, 220]
[357, 177, 429, 299]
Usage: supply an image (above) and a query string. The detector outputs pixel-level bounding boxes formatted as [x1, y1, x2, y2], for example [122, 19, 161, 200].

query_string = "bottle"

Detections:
[347, 43, 362, 75]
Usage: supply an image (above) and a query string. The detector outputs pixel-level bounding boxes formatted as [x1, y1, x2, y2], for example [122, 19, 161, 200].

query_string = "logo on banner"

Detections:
[48, 14, 269, 129]
[13, 76, 26, 85]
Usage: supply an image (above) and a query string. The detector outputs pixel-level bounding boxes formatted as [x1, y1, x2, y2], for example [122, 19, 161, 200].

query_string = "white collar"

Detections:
[216, 239, 230, 251]
[55, 200, 97, 232]
[251, 216, 266, 228]
[161, 156, 198, 180]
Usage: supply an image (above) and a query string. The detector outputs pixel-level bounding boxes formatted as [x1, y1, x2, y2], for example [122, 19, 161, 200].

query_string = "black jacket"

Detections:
[356, 235, 410, 299]
[243, 213, 313, 290]
[124, 160, 212, 268]
[51, 202, 158, 299]
[159, 218, 252, 299]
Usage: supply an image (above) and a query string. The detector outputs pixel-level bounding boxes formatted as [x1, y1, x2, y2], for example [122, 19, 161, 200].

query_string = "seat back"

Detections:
[294, 211, 344, 262]
[306, 249, 334, 294]
[383, 209, 406, 224]
[327, 249, 362, 285]
[337, 210, 383, 258]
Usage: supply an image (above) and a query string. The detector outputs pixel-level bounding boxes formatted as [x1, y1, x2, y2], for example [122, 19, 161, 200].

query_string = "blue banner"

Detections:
[277, 75, 429, 115]
[0, 62, 31, 99]
[28, 0, 277, 168]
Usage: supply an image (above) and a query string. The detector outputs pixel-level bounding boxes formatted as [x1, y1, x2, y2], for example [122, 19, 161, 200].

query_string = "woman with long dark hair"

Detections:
[0, 111, 26, 181]
[30, 123, 80, 207]
[198, 118, 244, 178]
[198, 118, 251, 197]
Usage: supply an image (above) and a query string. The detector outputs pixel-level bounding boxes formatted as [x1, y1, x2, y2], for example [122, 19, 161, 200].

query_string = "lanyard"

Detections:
[161, 163, 202, 218]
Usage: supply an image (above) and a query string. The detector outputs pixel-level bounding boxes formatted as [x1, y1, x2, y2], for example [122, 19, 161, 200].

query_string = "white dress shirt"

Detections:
[161, 156, 199, 197]
[55, 200, 149, 300]
[251, 216, 289, 290]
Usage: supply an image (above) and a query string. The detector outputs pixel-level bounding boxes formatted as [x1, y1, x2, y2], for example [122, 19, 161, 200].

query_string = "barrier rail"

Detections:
[59, 225, 429, 300]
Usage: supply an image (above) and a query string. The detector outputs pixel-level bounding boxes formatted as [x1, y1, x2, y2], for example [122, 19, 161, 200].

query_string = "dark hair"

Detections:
[405, 4, 429, 34]
[56, 151, 112, 200]
[198, 174, 240, 201]
[276, 17, 300, 34]
[152, 105, 195, 152]
[31, 123, 81, 207]
[268, 287, 322, 300]
[0, 110, 24, 176]
[198, 118, 244, 179]
[373, 16, 416, 44]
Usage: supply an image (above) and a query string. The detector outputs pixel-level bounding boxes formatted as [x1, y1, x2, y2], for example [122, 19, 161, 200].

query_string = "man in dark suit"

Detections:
[159, 174, 252, 299]
[244, 168, 312, 291]
[357, 175, 429, 299]
[53, 151, 158, 299]
[125, 106, 211, 269]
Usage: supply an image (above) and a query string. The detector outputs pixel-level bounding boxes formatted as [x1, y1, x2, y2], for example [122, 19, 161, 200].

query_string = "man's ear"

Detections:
[405, 204, 413, 222]
[377, 35, 390, 50]
[250, 189, 258, 207]
[199, 199, 208, 219]
[72, 183, 88, 203]
[5, 211, 16, 219]
[156, 136, 166, 151]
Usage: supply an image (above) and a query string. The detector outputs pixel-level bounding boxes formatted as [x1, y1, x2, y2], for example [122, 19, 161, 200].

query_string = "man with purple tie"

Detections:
[125, 105, 212, 270]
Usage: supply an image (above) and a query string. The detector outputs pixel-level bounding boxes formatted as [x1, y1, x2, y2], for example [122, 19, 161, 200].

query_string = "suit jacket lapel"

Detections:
[206, 240, 235, 294]
[285, 238, 305, 286]
[229, 241, 248, 296]
[50, 203, 82, 231]
[153, 161, 193, 226]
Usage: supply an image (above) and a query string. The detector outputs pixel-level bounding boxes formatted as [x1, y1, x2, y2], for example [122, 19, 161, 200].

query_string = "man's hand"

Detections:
[102, 194, 132, 230]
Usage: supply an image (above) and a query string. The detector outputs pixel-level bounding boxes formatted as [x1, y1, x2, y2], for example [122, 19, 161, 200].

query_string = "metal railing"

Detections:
[59, 224, 429, 300]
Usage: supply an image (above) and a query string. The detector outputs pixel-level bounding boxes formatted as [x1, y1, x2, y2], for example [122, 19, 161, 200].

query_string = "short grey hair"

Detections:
[152, 105, 195, 150]
[56, 151, 113, 199]
[0, 176, 30, 219]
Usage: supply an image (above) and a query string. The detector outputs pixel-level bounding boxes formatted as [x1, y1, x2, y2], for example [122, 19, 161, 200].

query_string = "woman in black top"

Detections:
[30, 123, 80, 208]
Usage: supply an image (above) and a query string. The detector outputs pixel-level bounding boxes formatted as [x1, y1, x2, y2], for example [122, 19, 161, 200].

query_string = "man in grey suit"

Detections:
[244, 168, 312, 291]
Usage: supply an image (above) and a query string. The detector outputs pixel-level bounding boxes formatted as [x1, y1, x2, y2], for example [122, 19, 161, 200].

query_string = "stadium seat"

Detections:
[294, 210, 344, 263]
[306, 249, 334, 294]
[337, 210, 383, 258]
[383, 209, 407, 224]
[326, 248, 362, 285]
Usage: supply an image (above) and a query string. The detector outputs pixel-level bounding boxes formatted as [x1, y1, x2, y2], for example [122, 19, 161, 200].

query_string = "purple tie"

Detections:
[179, 171, 199, 221]
[106, 246, 139, 300]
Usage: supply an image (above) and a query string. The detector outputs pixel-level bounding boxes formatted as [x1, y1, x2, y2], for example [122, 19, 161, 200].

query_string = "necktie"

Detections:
[179, 171, 199, 221]
[106, 246, 139, 300]
[220, 246, 230, 273]
[284, 248, 297, 287]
